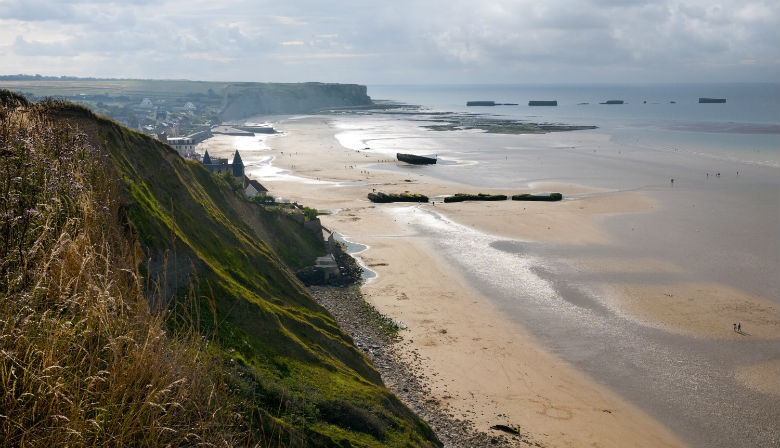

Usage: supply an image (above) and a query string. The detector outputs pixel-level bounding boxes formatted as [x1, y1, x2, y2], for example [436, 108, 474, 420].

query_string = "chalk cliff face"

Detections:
[220, 82, 372, 121]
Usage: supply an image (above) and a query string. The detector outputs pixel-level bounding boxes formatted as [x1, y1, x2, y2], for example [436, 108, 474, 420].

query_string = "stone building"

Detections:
[202, 150, 244, 176]
[201, 150, 268, 198]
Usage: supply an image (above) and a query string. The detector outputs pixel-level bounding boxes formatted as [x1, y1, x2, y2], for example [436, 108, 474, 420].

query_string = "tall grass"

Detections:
[0, 98, 268, 446]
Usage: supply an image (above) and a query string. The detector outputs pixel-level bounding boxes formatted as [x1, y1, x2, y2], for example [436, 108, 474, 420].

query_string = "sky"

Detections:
[1, 0, 778, 84]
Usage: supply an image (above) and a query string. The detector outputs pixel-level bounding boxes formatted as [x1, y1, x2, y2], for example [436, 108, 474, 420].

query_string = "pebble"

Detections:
[309, 285, 534, 448]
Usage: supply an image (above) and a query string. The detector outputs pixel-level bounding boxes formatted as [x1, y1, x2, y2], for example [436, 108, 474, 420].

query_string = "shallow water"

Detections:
[390, 205, 779, 448]
[332, 232, 377, 280]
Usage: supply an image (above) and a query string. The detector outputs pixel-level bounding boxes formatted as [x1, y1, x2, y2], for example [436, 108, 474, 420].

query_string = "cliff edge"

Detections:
[221, 82, 372, 121]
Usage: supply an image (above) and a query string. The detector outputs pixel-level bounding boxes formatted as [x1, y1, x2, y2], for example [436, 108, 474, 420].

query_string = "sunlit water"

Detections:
[388, 204, 778, 448]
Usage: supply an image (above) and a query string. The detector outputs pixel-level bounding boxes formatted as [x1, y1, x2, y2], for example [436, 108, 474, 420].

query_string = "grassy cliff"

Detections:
[0, 91, 438, 447]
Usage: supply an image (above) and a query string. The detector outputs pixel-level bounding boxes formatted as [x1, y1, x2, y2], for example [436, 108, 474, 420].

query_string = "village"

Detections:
[143, 99, 278, 201]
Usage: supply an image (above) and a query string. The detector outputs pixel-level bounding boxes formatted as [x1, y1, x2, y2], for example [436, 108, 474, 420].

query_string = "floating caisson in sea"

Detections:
[397, 153, 437, 165]
[528, 100, 557, 106]
[699, 98, 726, 103]
[466, 101, 519, 106]
[467, 101, 497, 106]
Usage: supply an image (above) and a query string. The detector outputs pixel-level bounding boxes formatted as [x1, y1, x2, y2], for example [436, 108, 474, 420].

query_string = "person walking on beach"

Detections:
[737, 323, 741, 333]
[733, 323, 737, 332]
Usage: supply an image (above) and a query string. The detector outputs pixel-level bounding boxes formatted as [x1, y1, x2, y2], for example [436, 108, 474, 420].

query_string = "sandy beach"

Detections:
[198, 115, 779, 447]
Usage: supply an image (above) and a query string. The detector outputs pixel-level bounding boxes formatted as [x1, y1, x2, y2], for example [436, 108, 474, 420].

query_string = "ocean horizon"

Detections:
[367, 82, 780, 168]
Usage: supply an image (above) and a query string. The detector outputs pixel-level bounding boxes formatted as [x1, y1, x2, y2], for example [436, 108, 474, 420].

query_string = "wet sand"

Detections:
[197, 115, 779, 447]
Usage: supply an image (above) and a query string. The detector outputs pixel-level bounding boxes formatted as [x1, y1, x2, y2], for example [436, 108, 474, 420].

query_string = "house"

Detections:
[243, 177, 268, 198]
[166, 136, 195, 156]
[200, 150, 268, 198]
[202, 150, 244, 178]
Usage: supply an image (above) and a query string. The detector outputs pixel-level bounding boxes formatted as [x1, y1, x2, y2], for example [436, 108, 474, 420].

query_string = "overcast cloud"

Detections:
[0, 0, 777, 83]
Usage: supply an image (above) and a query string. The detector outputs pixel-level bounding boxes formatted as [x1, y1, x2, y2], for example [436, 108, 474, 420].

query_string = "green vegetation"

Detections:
[0, 91, 439, 447]
[0, 94, 245, 446]
[443, 193, 508, 203]
[512, 193, 563, 201]
[303, 206, 320, 221]
[367, 192, 429, 203]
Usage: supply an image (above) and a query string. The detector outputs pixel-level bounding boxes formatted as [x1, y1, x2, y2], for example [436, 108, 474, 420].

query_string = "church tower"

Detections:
[203, 150, 212, 165]
[232, 150, 244, 178]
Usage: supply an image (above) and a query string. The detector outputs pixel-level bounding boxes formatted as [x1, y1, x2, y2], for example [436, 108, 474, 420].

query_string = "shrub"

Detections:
[319, 400, 389, 440]
[303, 206, 319, 221]
[251, 193, 277, 205]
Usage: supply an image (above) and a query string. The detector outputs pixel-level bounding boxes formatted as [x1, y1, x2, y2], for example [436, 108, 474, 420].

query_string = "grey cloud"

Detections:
[12, 36, 73, 56]
[0, 0, 77, 22]
[588, 0, 653, 7]
[1, 0, 777, 83]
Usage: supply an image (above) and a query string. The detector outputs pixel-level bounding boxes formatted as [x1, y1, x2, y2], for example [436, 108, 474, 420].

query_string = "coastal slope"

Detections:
[0, 91, 438, 447]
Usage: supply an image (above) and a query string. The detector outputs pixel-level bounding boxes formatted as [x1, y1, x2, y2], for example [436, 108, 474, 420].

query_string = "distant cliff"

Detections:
[0, 78, 375, 134]
[221, 82, 372, 121]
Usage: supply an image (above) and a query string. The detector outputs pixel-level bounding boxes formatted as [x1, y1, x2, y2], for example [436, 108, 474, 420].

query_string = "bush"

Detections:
[319, 400, 389, 440]
[219, 171, 244, 193]
[303, 206, 319, 221]
[251, 193, 277, 205]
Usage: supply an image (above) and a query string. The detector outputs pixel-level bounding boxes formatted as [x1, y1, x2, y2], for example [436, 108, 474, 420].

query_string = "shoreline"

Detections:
[309, 285, 533, 448]
[329, 203, 688, 447]
[197, 115, 779, 447]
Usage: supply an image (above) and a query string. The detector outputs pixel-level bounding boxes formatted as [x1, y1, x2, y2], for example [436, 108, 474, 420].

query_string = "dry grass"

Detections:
[0, 98, 262, 447]
[0, 93, 442, 448]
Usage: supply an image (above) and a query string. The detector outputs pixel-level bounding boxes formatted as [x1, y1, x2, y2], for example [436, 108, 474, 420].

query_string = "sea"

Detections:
[367, 82, 779, 167]
[314, 83, 780, 448]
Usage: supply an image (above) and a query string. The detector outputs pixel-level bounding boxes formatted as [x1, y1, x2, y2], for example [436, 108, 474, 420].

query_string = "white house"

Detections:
[243, 178, 268, 198]
[166, 137, 195, 156]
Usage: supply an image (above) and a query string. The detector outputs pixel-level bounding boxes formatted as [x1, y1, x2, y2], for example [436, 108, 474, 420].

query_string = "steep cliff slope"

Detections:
[220, 82, 372, 121]
[0, 91, 438, 447]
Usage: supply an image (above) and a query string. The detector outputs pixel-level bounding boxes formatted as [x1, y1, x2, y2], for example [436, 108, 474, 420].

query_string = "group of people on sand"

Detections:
[733, 322, 743, 333]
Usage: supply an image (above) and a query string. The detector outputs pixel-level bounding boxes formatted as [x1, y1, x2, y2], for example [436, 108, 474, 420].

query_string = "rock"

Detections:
[490, 424, 522, 435]
[308, 285, 536, 448]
